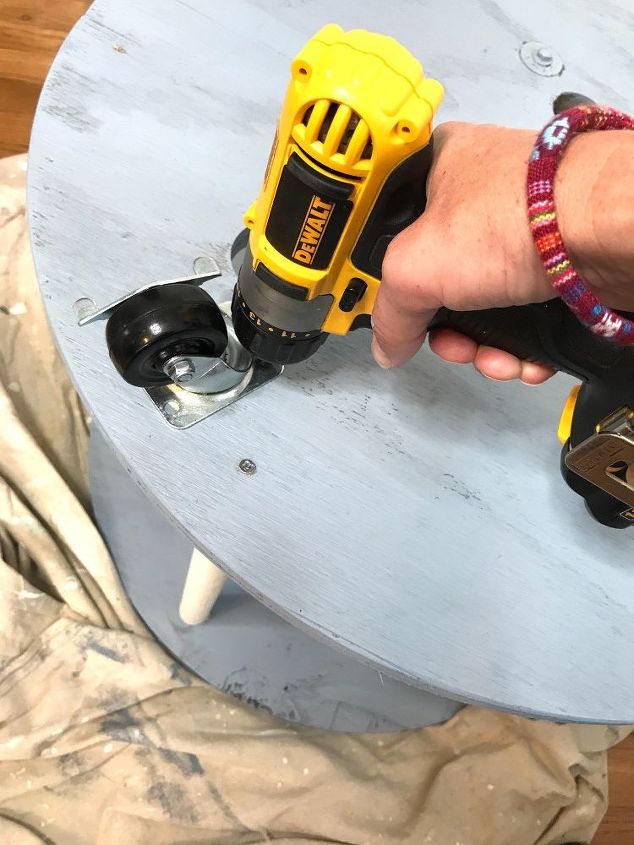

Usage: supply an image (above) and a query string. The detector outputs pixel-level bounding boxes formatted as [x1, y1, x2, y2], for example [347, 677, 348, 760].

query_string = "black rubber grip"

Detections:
[430, 302, 634, 528]
[429, 302, 634, 444]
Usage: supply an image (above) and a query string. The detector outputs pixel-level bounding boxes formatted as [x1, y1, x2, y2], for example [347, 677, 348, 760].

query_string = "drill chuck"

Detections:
[232, 245, 329, 364]
[231, 286, 328, 364]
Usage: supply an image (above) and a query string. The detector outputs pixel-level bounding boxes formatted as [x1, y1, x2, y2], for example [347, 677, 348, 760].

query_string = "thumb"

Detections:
[371, 235, 439, 368]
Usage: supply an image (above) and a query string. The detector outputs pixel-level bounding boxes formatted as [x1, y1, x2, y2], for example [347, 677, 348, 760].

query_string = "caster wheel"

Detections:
[106, 283, 228, 387]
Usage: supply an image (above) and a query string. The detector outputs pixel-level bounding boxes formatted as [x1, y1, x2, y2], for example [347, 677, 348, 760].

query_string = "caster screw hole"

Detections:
[193, 255, 218, 275]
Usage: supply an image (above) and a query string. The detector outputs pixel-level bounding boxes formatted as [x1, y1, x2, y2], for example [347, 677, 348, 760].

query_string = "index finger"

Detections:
[371, 282, 436, 369]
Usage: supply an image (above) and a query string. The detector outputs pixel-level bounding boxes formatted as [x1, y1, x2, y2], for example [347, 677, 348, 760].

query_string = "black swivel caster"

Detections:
[105, 283, 228, 387]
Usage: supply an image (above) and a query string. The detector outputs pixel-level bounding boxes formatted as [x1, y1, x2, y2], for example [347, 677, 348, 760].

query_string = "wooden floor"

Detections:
[1, 3, 633, 843]
[597, 734, 634, 844]
[0, 0, 90, 156]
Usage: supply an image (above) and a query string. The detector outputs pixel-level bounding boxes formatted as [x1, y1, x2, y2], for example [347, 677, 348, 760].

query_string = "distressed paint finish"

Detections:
[28, 0, 634, 721]
[90, 428, 461, 731]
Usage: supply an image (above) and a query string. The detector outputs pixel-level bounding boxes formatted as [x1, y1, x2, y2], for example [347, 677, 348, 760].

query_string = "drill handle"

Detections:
[429, 301, 634, 444]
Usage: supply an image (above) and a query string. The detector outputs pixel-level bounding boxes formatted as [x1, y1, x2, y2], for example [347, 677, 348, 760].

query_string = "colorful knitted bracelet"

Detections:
[527, 105, 634, 344]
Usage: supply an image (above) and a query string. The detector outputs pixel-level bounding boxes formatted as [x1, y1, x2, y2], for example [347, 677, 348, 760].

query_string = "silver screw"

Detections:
[163, 398, 181, 419]
[165, 357, 195, 383]
[238, 459, 257, 476]
[519, 41, 563, 77]
[535, 46, 554, 66]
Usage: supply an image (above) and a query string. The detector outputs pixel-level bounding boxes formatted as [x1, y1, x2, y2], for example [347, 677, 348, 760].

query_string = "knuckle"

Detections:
[371, 320, 396, 348]
[434, 120, 468, 142]
[381, 237, 403, 278]
[382, 237, 414, 294]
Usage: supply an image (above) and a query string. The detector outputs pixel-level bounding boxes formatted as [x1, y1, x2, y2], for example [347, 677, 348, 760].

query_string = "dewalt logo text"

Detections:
[292, 195, 334, 265]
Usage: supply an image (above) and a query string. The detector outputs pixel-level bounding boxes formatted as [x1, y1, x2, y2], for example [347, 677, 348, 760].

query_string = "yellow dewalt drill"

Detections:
[231, 24, 634, 529]
[232, 24, 443, 363]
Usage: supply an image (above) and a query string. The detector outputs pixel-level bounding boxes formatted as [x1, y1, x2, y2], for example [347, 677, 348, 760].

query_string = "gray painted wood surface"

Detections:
[28, 0, 634, 721]
[90, 427, 461, 730]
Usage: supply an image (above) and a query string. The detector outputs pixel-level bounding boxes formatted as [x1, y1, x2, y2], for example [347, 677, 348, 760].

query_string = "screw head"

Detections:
[165, 357, 195, 383]
[519, 41, 563, 77]
[535, 46, 554, 66]
[238, 458, 257, 475]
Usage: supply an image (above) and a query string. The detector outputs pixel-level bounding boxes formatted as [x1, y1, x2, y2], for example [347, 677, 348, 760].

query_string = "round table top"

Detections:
[28, 0, 634, 722]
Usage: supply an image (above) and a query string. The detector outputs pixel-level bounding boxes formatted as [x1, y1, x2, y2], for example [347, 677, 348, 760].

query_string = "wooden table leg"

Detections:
[178, 548, 227, 625]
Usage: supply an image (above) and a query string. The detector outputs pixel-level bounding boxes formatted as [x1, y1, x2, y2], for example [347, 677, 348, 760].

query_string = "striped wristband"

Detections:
[527, 105, 634, 344]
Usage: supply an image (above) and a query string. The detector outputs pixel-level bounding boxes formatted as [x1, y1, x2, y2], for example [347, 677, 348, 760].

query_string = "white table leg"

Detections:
[179, 548, 227, 625]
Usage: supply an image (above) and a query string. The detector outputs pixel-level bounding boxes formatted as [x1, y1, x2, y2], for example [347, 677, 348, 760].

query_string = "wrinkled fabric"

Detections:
[0, 154, 629, 845]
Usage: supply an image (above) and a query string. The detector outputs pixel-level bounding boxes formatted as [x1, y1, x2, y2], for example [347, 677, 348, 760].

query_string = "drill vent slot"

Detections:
[300, 101, 373, 163]
[317, 102, 340, 143]
[338, 113, 360, 154]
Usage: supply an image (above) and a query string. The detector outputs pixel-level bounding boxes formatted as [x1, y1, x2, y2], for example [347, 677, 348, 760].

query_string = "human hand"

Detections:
[371, 121, 634, 383]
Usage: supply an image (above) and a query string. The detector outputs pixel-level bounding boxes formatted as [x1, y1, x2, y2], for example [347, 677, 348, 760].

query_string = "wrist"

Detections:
[556, 131, 634, 309]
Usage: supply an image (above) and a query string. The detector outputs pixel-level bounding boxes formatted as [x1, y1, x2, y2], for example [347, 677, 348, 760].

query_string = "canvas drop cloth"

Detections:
[0, 154, 629, 845]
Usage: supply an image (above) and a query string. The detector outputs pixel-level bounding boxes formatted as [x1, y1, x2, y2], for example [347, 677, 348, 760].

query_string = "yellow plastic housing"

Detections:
[558, 384, 581, 444]
[244, 24, 444, 335]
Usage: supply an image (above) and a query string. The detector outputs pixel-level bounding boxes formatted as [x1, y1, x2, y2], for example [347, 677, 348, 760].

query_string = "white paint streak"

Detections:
[16, 589, 43, 600]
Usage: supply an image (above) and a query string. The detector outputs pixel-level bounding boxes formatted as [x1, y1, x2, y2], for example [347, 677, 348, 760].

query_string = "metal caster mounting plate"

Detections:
[146, 300, 282, 429]
[147, 356, 282, 429]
